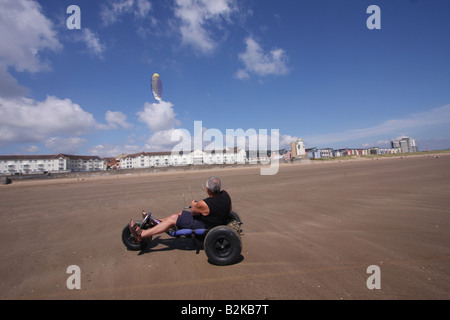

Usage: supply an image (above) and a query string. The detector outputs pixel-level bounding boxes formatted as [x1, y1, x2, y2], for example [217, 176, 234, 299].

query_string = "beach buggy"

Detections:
[122, 209, 243, 265]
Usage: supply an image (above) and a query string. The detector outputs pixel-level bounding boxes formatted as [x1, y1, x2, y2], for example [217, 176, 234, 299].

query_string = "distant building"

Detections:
[0, 148, 249, 175]
[284, 150, 292, 161]
[307, 147, 337, 159]
[0, 154, 62, 175]
[246, 150, 269, 164]
[306, 148, 321, 159]
[369, 147, 400, 155]
[104, 157, 119, 170]
[65, 154, 105, 172]
[120, 148, 247, 169]
[347, 148, 369, 156]
[0, 154, 105, 175]
[320, 148, 333, 158]
[291, 138, 306, 158]
[391, 137, 418, 153]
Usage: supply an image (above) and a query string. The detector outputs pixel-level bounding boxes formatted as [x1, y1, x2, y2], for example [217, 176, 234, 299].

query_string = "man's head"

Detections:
[206, 176, 221, 195]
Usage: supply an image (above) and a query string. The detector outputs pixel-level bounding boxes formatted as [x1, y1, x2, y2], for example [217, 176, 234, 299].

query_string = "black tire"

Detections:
[122, 221, 151, 251]
[204, 226, 242, 265]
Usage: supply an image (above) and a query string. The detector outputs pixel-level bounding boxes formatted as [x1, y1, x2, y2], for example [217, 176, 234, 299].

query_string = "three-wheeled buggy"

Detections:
[122, 210, 243, 266]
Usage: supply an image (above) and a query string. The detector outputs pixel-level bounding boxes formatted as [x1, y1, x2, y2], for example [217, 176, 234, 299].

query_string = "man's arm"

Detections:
[191, 200, 210, 216]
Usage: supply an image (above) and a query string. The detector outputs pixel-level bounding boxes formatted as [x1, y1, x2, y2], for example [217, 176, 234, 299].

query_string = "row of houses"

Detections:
[0, 148, 248, 175]
[291, 137, 418, 159]
[0, 154, 105, 175]
[305, 147, 402, 159]
[116, 148, 247, 170]
[0, 138, 419, 175]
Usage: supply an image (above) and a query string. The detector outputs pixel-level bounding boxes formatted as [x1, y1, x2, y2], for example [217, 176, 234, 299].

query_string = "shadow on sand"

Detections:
[137, 235, 244, 266]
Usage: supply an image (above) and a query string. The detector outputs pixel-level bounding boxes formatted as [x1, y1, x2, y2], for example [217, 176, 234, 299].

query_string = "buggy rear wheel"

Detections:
[204, 225, 242, 266]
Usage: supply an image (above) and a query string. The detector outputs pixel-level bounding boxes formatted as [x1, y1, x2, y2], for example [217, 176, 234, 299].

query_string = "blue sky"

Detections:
[1, 0, 450, 156]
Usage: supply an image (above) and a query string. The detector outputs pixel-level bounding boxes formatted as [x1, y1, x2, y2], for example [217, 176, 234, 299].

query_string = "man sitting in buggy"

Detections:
[129, 176, 232, 244]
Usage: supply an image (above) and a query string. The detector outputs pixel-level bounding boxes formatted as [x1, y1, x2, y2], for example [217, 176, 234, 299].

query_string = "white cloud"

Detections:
[197, 126, 293, 152]
[45, 137, 87, 154]
[135, 0, 152, 18]
[0, 0, 62, 72]
[0, 96, 97, 144]
[278, 133, 299, 149]
[137, 100, 183, 151]
[304, 104, 450, 147]
[89, 143, 141, 157]
[137, 100, 180, 132]
[105, 111, 133, 129]
[174, 0, 236, 54]
[27, 145, 40, 153]
[100, 0, 152, 26]
[0, 96, 134, 154]
[0, 97, 136, 154]
[76, 29, 106, 58]
[18, 144, 40, 154]
[0, 65, 29, 98]
[236, 37, 289, 79]
[100, 0, 135, 25]
[145, 128, 181, 151]
[0, 0, 62, 97]
[234, 69, 250, 80]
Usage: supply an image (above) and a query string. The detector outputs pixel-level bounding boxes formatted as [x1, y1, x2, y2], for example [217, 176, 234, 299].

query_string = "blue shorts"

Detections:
[176, 210, 206, 229]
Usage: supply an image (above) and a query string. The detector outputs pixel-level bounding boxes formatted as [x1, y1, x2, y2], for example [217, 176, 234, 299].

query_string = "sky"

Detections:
[1, 0, 450, 157]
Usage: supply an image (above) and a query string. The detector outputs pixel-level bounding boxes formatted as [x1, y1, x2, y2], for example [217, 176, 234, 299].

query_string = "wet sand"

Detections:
[1, 154, 449, 300]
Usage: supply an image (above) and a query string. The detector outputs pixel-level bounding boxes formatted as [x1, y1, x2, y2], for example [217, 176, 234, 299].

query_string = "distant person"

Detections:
[129, 176, 232, 243]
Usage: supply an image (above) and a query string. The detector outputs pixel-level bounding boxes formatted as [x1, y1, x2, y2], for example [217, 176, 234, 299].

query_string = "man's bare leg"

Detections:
[131, 212, 182, 239]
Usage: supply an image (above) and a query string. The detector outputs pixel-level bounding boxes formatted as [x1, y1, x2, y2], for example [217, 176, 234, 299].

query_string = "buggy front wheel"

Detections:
[122, 221, 152, 251]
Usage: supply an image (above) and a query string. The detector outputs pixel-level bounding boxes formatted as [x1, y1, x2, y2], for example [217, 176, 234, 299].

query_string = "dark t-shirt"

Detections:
[200, 190, 232, 228]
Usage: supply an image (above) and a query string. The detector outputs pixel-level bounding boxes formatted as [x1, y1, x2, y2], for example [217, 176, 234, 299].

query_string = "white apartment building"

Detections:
[391, 137, 418, 153]
[65, 155, 105, 172]
[121, 151, 175, 169]
[294, 138, 306, 157]
[0, 154, 105, 175]
[120, 148, 247, 169]
[1, 148, 247, 175]
[203, 148, 246, 165]
[0, 155, 64, 174]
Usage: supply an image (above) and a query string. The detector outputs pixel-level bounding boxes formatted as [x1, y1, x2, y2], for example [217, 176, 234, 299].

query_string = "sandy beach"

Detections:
[0, 154, 449, 300]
